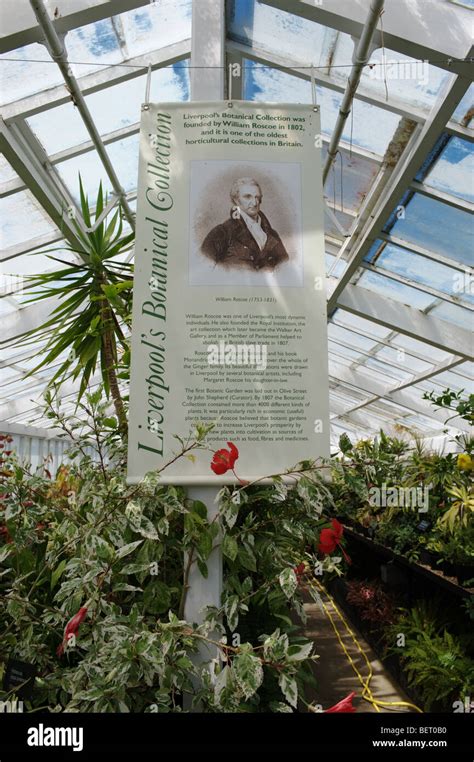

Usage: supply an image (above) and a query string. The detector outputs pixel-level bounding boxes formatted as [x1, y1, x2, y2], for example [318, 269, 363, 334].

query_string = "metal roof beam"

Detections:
[359, 262, 474, 310]
[327, 66, 473, 314]
[0, 0, 152, 54]
[29, 0, 135, 230]
[0, 118, 84, 250]
[261, 0, 473, 77]
[379, 233, 473, 274]
[328, 359, 470, 432]
[1, 296, 61, 343]
[409, 179, 473, 214]
[334, 283, 473, 359]
[1, 39, 190, 121]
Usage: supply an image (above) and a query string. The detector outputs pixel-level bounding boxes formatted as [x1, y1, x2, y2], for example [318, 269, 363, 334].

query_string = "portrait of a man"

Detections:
[200, 177, 290, 271]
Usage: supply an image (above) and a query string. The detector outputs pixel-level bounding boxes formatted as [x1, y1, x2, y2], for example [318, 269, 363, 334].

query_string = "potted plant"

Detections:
[437, 527, 474, 587]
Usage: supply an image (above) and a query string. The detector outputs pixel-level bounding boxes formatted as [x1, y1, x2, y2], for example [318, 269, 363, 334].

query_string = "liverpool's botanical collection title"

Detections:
[138, 110, 173, 458]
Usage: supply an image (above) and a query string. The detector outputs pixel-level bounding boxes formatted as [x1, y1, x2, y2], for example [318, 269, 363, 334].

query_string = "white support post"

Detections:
[183, 0, 225, 705]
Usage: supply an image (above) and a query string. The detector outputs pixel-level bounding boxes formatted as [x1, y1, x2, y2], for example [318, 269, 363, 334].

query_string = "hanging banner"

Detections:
[127, 101, 329, 484]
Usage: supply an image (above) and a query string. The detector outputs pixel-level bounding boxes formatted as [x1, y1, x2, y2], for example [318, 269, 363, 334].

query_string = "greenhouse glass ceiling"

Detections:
[0, 0, 472, 451]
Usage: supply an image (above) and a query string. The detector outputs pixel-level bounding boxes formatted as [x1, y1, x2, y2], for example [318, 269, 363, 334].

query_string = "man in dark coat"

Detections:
[201, 177, 289, 271]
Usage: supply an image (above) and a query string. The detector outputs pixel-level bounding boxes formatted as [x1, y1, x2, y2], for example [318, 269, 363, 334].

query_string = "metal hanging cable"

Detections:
[323, 0, 385, 185]
[29, 0, 135, 231]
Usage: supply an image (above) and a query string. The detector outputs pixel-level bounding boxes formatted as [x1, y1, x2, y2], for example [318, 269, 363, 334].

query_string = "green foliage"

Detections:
[16, 178, 134, 432]
[0, 397, 338, 713]
[423, 387, 474, 425]
[385, 602, 474, 711]
[330, 414, 473, 567]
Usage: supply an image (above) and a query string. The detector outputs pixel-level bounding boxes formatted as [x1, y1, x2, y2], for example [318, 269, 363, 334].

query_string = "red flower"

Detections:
[318, 519, 351, 563]
[294, 562, 306, 582]
[211, 442, 239, 475]
[324, 691, 356, 713]
[57, 607, 88, 657]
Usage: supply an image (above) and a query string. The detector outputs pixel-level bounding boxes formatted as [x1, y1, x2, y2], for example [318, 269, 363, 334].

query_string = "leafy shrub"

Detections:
[0, 390, 341, 713]
[385, 602, 474, 711]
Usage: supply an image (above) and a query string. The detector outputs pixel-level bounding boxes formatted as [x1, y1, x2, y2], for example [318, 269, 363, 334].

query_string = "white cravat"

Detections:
[239, 208, 268, 251]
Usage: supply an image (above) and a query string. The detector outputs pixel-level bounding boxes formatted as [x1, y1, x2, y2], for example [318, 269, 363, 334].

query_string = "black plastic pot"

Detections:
[455, 565, 474, 587]
[419, 549, 440, 569]
[440, 559, 457, 578]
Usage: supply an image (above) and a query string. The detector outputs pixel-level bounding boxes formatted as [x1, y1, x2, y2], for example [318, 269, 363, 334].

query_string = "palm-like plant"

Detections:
[19, 178, 134, 437]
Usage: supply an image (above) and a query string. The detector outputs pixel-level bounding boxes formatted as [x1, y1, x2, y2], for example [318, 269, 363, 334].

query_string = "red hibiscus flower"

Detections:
[318, 519, 351, 563]
[324, 691, 356, 713]
[57, 607, 88, 657]
[211, 442, 239, 475]
[210, 442, 248, 484]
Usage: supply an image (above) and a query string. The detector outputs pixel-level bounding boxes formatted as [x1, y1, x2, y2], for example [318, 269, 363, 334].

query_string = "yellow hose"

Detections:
[308, 577, 423, 713]
[290, 553, 423, 712]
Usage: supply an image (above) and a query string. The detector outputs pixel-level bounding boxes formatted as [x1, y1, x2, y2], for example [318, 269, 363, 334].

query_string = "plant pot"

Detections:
[419, 549, 439, 568]
[455, 565, 474, 587]
[440, 560, 457, 578]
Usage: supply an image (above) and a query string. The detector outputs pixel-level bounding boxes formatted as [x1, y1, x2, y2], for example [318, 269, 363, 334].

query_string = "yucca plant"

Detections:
[18, 178, 134, 437]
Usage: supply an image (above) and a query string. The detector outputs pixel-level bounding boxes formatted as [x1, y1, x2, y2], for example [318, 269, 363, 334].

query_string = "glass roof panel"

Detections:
[451, 83, 474, 126]
[0, 43, 61, 106]
[0, 298, 17, 317]
[388, 334, 452, 363]
[62, 2, 191, 79]
[328, 351, 354, 368]
[426, 369, 472, 391]
[386, 193, 473, 267]
[325, 254, 346, 278]
[356, 269, 436, 310]
[65, 19, 124, 78]
[430, 300, 474, 329]
[361, 48, 449, 110]
[243, 60, 401, 154]
[328, 323, 377, 351]
[328, 340, 364, 362]
[371, 241, 474, 306]
[453, 360, 474, 379]
[27, 67, 190, 157]
[229, 0, 334, 66]
[375, 345, 432, 373]
[324, 207, 354, 238]
[3, 241, 68, 277]
[393, 412, 439, 431]
[55, 148, 114, 203]
[0, 153, 20, 184]
[27, 102, 91, 156]
[363, 356, 413, 382]
[118, 0, 192, 57]
[105, 134, 140, 194]
[0, 190, 57, 248]
[85, 65, 189, 135]
[334, 309, 393, 338]
[323, 145, 379, 213]
[423, 137, 474, 203]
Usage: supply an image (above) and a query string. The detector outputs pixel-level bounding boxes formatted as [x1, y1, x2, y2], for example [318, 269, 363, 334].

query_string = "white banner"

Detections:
[127, 101, 329, 484]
